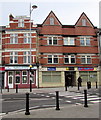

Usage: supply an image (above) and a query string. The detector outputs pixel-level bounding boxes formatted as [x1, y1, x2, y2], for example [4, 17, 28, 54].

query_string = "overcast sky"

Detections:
[0, 0, 100, 27]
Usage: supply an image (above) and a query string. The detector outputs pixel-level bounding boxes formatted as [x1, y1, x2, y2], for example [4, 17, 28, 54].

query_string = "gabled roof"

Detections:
[42, 11, 62, 26]
[75, 12, 94, 28]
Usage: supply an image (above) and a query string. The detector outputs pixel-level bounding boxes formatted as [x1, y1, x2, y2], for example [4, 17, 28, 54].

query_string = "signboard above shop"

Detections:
[78, 67, 94, 71]
[5, 66, 37, 70]
[47, 67, 56, 71]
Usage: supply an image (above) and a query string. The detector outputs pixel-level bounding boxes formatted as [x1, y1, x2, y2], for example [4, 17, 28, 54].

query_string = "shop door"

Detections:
[8, 71, 13, 88]
[65, 71, 75, 87]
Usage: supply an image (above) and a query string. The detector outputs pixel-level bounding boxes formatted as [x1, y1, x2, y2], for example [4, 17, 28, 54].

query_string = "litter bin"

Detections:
[87, 81, 91, 89]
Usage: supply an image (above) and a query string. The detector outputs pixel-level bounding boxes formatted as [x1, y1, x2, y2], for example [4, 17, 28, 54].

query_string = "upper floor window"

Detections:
[50, 17, 54, 25]
[23, 51, 30, 63]
[64, 55, 75, 64]
[63, 37, 75, 45]
[10, 34, 18, 44]
[24, 33, 31, 43]
[82, 19, 86, 26]
[81, 56, 91, 64]
[80, 37, 90, 46]
[10, 52, 18, 64]
[18, 19, 24, 27]
[48, 36, 58, 45]
[48, 55, 58, 64]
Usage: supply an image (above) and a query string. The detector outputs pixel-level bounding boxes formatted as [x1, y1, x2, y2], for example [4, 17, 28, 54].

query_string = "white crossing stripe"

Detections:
[66, 100, 71, 103]
[90, 100, 100, 103]
[81, 97, 100, 101]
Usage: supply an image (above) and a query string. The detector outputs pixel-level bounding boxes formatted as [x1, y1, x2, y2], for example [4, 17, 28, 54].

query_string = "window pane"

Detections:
[22, 76, 27, 83]
[50, 17, 54, 25]
[81, 58, 86, 63]
[10, 56, 13, 63]
[71, 58, 75, 63]
[15, 56, 18, 63]
[54, 58, 58, 63]
[86, 39, 90, 45]
[70, 38, 74, 45]
[64, 38, 68, 45]
[80, 39, 85, 45]
[65, 58, 69, 63]
[48, 58, 52, 63]
[53, 37, 57, 44]
[23, 56, 26, 63]
[87, 58, 91, 63]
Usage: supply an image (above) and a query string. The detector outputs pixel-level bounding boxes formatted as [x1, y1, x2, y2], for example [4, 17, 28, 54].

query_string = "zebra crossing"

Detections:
[62, 91, 101, 105]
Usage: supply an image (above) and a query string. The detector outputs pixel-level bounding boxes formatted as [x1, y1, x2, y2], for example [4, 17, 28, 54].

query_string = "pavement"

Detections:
[0, 86, 100, 119]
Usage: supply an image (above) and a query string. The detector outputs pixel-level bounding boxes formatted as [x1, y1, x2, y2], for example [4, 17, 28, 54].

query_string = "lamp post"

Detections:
[29, 4, 37, 89]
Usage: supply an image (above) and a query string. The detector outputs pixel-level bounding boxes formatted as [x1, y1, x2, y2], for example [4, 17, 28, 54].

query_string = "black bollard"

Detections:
[65, 86, 67, 91]
[96, 81, 98, 89]
[30, 80, 32, 92]
[55, 91, 60, 110]
[78, 82, 79, 90]
[7, 86, 9, 92]
[16, 84, 18, 93]
[84, 90, 88, 107]
[1, 86, 2, 94]
[25, 93, 30, 115]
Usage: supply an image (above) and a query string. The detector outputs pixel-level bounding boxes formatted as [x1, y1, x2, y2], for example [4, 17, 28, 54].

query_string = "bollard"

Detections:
[25, 93, 30, 115]
[84, 90, 88, 107]
[55, 91, 60, 110]
[16, 84, 18, 93]
[78, 82, 79, 90]
[7, 86, 9, 92]
[30, 80, 32, 92]
[1, 86, 2, 94]
[96, 81, 97, 89]
[65, 86, 67, 91]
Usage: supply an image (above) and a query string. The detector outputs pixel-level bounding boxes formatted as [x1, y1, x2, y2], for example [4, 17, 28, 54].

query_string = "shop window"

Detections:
[29, 70, 35, 83]
[42, 71, 61, 83]
[15, 71, 20, 84]
[22, 71, 27, 84]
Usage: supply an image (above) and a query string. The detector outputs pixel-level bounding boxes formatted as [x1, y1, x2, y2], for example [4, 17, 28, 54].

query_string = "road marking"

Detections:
[0, 113, 6, 116]
[81, 97, 100, 101]
[65, 100, 71, 103]
[90, 100, 100, 103]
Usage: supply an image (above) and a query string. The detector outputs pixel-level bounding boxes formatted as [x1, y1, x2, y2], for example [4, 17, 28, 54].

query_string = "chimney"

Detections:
[9, 14, 14, 21]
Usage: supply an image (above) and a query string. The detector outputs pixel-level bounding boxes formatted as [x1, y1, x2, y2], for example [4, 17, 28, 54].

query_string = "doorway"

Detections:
[65, 71, 76, 87]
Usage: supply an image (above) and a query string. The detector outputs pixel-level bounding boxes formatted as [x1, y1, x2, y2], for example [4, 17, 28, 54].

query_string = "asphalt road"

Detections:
[2, 88, 100, 114]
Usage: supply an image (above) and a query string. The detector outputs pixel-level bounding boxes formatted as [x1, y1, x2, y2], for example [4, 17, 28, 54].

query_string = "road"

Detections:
[1, 88, 100, 114]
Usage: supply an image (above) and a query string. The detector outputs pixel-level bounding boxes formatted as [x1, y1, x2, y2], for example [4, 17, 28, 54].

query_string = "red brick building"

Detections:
[3, 14, 38, 88]
[37, 11, 99, 87]
[2, 11, 100, 88]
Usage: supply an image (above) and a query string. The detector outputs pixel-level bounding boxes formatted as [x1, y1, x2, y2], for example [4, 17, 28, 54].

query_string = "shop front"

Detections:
[0, 67, 5, 88]
[4, 66, 37, 88]
[78, 67, 98, 86]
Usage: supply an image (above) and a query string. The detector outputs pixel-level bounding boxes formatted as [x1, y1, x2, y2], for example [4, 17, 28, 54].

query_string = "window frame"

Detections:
[81, 56, 92, 64]
[23, 51, 30, 64]
[10, 34, 18, 44]
[64, 55, 76, 64]
[10, 52, 18, 64]
[63, 37, 75, 45]
[80, 37, 90, 46]
[48, 55, 59, 64]
[47, 36, 58, 45]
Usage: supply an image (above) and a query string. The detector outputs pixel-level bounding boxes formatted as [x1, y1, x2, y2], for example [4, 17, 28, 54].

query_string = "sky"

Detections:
[0, 0, 100, 27]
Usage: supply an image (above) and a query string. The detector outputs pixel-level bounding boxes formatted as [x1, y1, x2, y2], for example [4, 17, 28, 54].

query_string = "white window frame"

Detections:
[10, 52, 18, 64]
[80, 37, 90, 46]
[23, 51, 30, 64]
[24, 33, 31, 43]
[81, 56, 92, 64]
[18, 18, 24, 27]
[64, 55, 76, 64]
[48, 36, 58, 45]
[10, 34, 18, 44]
[48, 55, 59, 64]
[63, 37, 75, 45]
